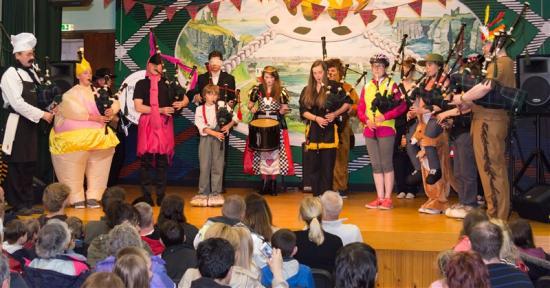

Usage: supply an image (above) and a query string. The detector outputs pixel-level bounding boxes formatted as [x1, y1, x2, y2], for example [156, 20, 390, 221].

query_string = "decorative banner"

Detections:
[359, 9, 373, 27]
[208, 2, 221, 19]
[123, 0, 136, 14]
[165, 6, 177, 21]
[104, 0, 113, 8]
[289, 0, 302, 10]
[230, 0, 242, 11]
[439, 0, 446, 7]
[408, 0, 423, 16]
[143, 3, 155, 20]
[186, 5, 199, 20]
[311, 3, 326, 20]
[383, 6, 398, 25]
[334, 8, 349, 25]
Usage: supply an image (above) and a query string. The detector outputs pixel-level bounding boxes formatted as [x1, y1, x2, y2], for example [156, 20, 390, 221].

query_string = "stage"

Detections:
[65, 186, 550, 287]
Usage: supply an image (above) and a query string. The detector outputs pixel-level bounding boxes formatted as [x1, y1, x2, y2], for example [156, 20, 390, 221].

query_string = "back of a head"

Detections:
[470, 221, 503, 261]
[114, 254, 151, 288]
[489, 218, 519, 264]
[320, 190, 343, 220]
[509, 218, 536, 249]
[134, 202, 154, 229]
[300, 196, 324, 246]
[107, 222, 143, 256]
[0, 255, 9, 287]
[66, 216, 84, 240]
[197, 238, 235, 280]
[158, 194, 186, 226]
[271, 229, 296, 258]
[106, 200, 139, 229]
[244, 193, 273, 241]
[4, 219, 27, 244]
[42, 183, 70, 213]
[81, 272, 125, 288]
[102, 186, 126, 213]
[445, 251, 490, 288]
[461, 209, 489, 237]
[335, 243, 377, 288]
[222, 195, 246, 221]
[159, 220, 185, 247]
[36, 219, 71, 259]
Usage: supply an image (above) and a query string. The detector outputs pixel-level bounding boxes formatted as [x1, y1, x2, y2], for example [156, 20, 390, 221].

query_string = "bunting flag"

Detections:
[143, 3, 155, 19]
[123, 0, 136, 14]
[230, 0, 242, 11]
[311, 3, 325, 20]
[408, 0, 423, 16]
[104, 0, 113, 8]
[186, 5, 199, 20]
[359, 10, 373, 27]
[165, 6, 177, 21]
[289, 0, 302, 10]
[208, 1, 221, 19]
[334, 8, 349, 25]
[383, 6, 398, 25]
[438, 0, 446, 7]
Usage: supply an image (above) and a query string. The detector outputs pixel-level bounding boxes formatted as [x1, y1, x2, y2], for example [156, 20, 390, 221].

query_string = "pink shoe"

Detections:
[365, 198, 381, 209]
[379, 198, 393, 210]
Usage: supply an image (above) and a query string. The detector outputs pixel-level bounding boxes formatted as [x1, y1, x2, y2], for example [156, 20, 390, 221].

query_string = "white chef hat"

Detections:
[11, 32, 37, 54]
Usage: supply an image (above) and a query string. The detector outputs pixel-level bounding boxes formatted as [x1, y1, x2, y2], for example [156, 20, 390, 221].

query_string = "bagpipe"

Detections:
[33, 56, 63, 112]
[371, 34, 408, 114]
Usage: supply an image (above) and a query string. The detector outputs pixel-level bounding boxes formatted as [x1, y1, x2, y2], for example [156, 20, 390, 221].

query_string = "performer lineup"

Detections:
[1, 9, 529, 220]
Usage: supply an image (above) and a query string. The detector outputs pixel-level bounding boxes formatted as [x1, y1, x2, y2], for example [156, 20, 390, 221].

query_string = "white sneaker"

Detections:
[446, 205, 472, 219]
[396, 192, 406, 199]
[405, 193, 416, 199]
[421, 208, 443, 215]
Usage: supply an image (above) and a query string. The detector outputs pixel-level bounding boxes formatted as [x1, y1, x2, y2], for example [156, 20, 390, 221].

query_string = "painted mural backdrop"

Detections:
[115, 0, 549, 187]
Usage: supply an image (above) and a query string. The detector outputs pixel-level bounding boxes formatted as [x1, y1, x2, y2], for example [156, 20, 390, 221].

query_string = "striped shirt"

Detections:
[487, 263, 534, 288]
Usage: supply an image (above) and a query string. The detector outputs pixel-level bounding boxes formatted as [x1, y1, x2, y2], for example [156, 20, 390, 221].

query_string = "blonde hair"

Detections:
[204, 223, 253, 269]
[490, 219, 519, 264]
[299, 197, 325, 246]
[202, 83, 220, 97]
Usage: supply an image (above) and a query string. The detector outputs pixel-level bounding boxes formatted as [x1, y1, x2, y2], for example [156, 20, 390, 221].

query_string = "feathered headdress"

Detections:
[480, 5, 506, 42]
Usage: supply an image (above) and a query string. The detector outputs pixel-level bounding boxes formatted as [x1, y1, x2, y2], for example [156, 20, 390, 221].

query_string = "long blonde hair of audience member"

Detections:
[490, 219, 520, 264]
[81, 272, 125, 288]
[204, 223, 254, 270]
[299, 196, 325, 246]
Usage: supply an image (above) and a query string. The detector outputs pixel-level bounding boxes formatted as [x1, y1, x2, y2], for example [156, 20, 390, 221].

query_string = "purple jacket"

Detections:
[95, 255, 175, 288]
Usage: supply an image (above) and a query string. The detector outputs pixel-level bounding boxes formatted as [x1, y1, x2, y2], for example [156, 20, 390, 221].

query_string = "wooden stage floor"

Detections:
[66, 185, 550, 253]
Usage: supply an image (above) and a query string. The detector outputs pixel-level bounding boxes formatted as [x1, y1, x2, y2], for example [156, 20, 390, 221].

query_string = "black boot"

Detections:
[271, 179, 278, 196]
[260, 178, 269, 195]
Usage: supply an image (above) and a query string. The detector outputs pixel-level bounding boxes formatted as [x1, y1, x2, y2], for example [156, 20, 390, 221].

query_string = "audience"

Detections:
[160, 220, 197, 284]
[38, 183, 70, 227]
[93, 222, 174, 288]
[243, 193, 278, 268]
[453, 208, 489, 252]
[509, 218, 548, 260]
[114, 249, 151, 288]
[190, 238, 234, 288]
[66, 216, 87, 257]
[135, 202, 165, 255]
[2, 219, 32, 269]
[470, 221, 534, 288]
[320, 191, 363, 245]
[490, 218, 527, 272]
[261, 229, 314, 288]
[84, 186, 126, 245]
[193, 195, 246, 248]
[22, 218, 40, 251]
[157, 194, 199, 248]
[0, 235, 29, 287]
[335, 242, 377, 288]
[429, 250, 454, 288]
[81, 271, 124, 288]
[445, 251, 490, 288]
[294, 196, 343, 272]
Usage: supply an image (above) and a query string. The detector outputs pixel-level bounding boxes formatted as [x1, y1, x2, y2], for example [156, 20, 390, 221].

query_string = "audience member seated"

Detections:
[261, 229, 314, 288]
[135, 202, 164, 255]
[244, 193, 279, 268]
[193, 195, 246, 248]
[294, 196, 343, 272]
[453, 208, 489, 252]
[94, 222, 174, 288]
[2, 219, 34, 271]
[38, 183, 70, 227]
[189, 238, 234, 288]
[430, 251, 490, 288]
[81, 271, 124, 288]
[429, 250, 454, 288]
[114, 248, 152, 288]
[157, 194, 199, 248]
[66, 216, 87, 257]
[320, 191, 363, 245]
[509, 219, 549, 260]
[84, 186, 126, 245]
[160, 220, 197, 284]
[86, 200, 151, 267]
[334, 242, 377, 288]
[22, 218, 40, 252]
[490, 218, 527, 272]
[0, 254, 29, 288]
[180, 223, 262, 288]
[25, 219, 89, 287]
[470, 221, 534, 288]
